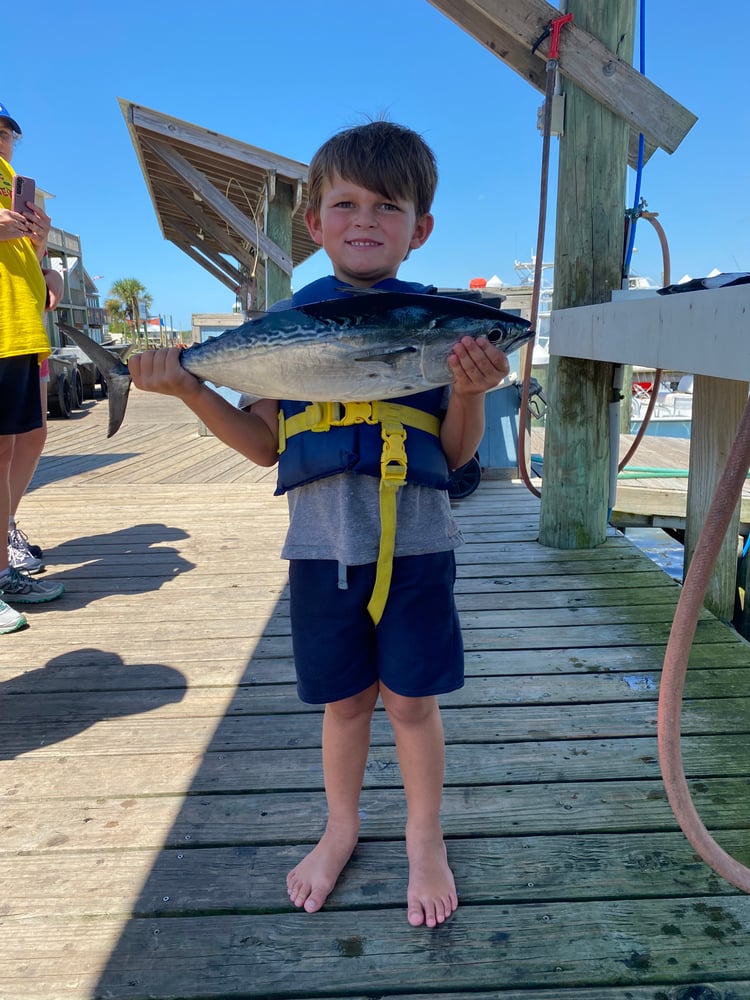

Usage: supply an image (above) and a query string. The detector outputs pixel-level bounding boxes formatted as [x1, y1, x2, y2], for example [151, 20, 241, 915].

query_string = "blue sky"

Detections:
[5, 1, 747, 327]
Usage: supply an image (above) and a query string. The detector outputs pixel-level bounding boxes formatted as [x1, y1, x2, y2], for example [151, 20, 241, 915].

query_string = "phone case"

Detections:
[11, 175, 35, 215]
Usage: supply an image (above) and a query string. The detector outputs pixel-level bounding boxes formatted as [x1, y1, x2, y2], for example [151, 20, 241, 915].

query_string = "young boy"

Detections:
[130, 120, 509, 928]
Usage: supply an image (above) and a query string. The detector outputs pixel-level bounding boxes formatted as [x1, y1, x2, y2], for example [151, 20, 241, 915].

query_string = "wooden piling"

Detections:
[265, 180, 294, 307]
[539, 0, 635, 549]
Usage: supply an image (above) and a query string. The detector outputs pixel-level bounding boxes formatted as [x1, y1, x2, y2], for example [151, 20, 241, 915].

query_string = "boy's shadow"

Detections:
[28, 523, 194, 612]
[0, 648, 187, 760]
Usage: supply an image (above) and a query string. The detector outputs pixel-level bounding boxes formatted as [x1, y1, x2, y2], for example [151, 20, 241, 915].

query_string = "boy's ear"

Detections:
[409, 213, 434, 251]
[305, 207, 324, 245]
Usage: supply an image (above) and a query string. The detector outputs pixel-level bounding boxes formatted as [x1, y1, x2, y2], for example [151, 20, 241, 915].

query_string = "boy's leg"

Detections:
[379, 684, 458, 928]
[287, 682, 379, 913]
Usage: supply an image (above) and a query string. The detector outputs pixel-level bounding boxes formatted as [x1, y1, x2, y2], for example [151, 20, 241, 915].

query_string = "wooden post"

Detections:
[265, 179, 294, 309]
[685, 375, 749, 621]
[539, 0, 634, 548]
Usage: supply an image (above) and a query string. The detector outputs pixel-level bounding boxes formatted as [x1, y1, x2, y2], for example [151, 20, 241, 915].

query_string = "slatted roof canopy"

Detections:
[119, 99, 320, 301]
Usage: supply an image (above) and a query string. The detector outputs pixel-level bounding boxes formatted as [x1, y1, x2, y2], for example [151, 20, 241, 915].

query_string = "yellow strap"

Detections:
[366, 415, 409, 624]
[278, 400, 440, 625]
[278, 400, 440, 452]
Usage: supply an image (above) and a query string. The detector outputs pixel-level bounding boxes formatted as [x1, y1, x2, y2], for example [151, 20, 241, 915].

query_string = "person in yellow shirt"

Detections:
[0, 101, 64, 633]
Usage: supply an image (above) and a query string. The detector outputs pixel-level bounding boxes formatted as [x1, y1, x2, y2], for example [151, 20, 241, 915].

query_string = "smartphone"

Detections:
[11, 174, 35, 216]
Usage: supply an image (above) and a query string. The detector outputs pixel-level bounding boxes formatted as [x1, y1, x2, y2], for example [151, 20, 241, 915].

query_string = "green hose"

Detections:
[619, 466, 750, 480]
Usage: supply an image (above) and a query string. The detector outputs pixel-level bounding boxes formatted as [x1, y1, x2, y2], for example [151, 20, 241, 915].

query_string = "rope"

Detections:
[517, 15, 572, 500]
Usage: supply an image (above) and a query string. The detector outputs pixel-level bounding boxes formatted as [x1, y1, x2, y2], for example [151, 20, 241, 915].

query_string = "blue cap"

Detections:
[0, 102, 21, 135]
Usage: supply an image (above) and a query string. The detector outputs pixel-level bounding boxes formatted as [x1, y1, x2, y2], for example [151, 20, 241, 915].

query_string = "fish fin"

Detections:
[353, 345, 418, 367]
[59, 324, 133, 437]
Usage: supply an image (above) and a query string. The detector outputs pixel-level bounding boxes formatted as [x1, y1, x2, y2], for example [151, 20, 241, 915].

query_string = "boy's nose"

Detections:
[353, 209, 377, 227]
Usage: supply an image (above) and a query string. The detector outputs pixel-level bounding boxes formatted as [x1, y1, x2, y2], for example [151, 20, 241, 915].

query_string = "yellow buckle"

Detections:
[380, 419, 408, 484]
[332, 401, 374, 425]
[307, 401, 377, 431]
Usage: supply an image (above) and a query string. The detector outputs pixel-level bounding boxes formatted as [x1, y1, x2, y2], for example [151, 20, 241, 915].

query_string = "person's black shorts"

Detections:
[289, 550, 464, 705]
[0, 354, 43, 435]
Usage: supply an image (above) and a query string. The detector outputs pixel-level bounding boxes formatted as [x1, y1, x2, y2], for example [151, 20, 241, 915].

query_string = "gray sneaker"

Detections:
[8, 524, 45, 573]
[0, 567, 64, 604]
[0, 597, 27, 633]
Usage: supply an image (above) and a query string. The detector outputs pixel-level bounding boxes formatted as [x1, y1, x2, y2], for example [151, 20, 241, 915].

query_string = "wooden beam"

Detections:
[143, 137, 293, 276]
[170, 237, 240, 293]
[548, 284, 750, 383]
[167, 219, 244, 286]
[122, 101, 308, 184]
[153, 181, 258, 274]
[428, 0, 696, 157]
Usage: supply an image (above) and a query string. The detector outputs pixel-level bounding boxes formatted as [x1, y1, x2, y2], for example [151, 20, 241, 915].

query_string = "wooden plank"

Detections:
[2, 897, 750, 999]
[686, 374, 749, 620]
[5, 733, 750, 803]
[2, 832, 748, 918]
[125, 100, 310, 182]
[3, 777, 750, 855]
[549, 282, 750, 381]
[3, 697, 750, 761]
[143, 137, 293, 275]
[428, 0, 696, 155]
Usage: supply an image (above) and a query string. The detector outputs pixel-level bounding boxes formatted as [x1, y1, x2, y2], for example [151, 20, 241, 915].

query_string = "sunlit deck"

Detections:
[2, 388, 750, 999]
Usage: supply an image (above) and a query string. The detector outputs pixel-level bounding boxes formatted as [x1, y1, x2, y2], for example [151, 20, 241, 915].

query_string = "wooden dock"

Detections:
[531, 426, 750, 539]
[3, 389, 750, 999]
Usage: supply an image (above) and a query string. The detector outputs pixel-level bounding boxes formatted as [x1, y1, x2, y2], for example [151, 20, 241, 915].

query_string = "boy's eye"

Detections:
[380, 203, 401, 212]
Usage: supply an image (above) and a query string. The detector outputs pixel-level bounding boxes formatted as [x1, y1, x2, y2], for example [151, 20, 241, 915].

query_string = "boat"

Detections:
[630, 373, 692, 439]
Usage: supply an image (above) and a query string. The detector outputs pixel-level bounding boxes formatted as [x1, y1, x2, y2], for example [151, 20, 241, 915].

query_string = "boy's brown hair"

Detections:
[307, 120, 438, 219]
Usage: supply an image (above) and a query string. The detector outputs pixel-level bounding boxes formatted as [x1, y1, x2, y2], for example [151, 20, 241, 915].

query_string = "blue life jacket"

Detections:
[275, 276, 450, 496]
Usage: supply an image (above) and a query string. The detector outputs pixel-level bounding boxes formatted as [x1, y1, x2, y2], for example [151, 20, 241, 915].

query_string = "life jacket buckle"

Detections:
[380, 419, 408, 484]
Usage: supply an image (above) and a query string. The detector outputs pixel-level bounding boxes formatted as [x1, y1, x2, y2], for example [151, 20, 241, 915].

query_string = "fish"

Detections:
[59, 291, 533, 438]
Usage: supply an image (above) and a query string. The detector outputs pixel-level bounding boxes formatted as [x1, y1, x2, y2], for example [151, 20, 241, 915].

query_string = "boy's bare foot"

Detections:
[286, 821, 359, 913]
[405, 826, 458, 928]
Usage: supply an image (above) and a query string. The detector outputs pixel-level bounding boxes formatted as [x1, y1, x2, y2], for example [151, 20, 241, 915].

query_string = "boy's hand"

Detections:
[129, 347, 201, 401]
[448, 336, 510, 396]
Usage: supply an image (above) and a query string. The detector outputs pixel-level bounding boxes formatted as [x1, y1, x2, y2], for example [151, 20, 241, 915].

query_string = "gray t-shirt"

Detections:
[242, 299, 463, 566]
[281, 471, 463, 564]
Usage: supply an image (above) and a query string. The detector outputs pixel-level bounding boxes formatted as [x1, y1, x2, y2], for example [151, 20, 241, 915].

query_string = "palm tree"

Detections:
[104, 297, 127, 336]
[108, 278, 153, 347]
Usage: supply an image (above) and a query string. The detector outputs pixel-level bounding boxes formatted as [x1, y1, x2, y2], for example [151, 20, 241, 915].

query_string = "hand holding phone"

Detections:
[11, 175, 35, 217]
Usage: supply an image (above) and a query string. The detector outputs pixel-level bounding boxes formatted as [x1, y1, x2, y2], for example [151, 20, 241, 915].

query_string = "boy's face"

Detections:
[305, 173, 434, 287]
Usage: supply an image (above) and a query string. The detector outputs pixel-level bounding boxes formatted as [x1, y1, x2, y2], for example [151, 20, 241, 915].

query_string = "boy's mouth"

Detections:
[347, 239, 383, 248]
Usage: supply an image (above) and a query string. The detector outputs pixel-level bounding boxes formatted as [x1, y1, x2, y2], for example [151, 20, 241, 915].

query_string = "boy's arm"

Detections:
[440, 336, 510, 470]
[129, 347, 279, 466]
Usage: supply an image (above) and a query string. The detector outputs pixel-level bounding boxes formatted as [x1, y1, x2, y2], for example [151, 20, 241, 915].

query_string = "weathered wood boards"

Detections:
[2, 396, 750, 999]
[427, 0, 697, 164]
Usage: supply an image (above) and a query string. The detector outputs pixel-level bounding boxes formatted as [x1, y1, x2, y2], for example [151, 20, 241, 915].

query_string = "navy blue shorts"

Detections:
[0, 355, 43, 435]
[288, 551, 464, 704]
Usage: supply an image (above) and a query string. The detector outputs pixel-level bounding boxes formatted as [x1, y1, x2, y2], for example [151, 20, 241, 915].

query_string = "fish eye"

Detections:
[487, 327, 503, 344]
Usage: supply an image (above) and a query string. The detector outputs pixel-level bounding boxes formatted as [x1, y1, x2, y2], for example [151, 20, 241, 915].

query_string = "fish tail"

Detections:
[59, 324, 132, 437]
